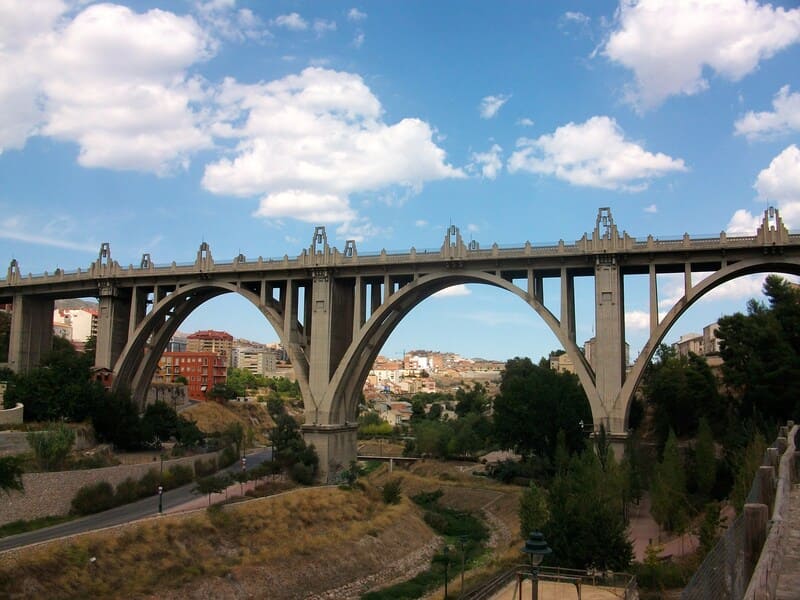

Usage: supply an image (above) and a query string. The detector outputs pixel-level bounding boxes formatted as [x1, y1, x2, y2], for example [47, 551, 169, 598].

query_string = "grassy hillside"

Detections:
[183, 400, 275, 444]
[0, 461, 522, 599]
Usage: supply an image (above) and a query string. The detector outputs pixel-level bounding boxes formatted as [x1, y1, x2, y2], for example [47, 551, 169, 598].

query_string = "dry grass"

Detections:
[182, 401, 274, 443]
[0, 459, 524, 599]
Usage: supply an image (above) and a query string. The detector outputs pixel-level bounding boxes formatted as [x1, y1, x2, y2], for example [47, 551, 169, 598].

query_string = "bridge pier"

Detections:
[302, 423, 358, 483]
[8, 295, 53, 373]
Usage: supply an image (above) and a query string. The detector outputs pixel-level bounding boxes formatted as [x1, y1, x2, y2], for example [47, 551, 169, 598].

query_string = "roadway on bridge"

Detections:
[0, 448, 272, 553]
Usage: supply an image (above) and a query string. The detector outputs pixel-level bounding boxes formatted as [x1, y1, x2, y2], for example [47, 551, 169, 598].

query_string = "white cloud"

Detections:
[657, 272, 768, 310]
[467, 224, 479, 233]
[507, 115, 686, 191]
[755, 145, 800, 205]
[352, 31, 365, 48]
[313, 19, 337, 35]
[203, 68, 463, 231]
[415, 219, 428, 227]
[644, 203, 658, 213]
[517, 117, 534, 127]
[564, 11, 590, 25]
[273, 12, 308, 31]
[194, 0, 268, 41]
[336, 218, 386, 243]
[0, 2, 216, 173]
[468, 144, 503, 179]
[479, 94, 511, 119]
[433, 284, 472, 298]
[735, 86, 800, 140]
[0, 214, 98, 252]
[725, 145, 800, 232]
[604, 0, 800, 109]
[347, 8, 367, 22]
[726, 208, 761, 234]
[625, 310, 652, 331]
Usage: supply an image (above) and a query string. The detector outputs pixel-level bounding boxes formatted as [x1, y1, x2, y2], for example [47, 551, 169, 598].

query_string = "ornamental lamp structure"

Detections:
[520, 531, 551, 600]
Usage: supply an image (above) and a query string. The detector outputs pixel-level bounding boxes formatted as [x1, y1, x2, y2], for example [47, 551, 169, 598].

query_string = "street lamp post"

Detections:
[241, 456, 247, 494]
[443, 545, 449, 599]
[157, 485, 164, 514]
[521, 531, 551, 600]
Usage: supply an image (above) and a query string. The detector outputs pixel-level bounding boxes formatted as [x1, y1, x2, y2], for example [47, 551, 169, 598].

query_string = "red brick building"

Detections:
[155, 351, 227, 400]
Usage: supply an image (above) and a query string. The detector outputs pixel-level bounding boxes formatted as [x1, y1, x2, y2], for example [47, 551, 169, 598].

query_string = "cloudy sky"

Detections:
[1, 0, 799, 362]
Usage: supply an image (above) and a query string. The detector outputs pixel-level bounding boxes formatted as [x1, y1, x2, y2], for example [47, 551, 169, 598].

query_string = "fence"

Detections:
[681, 422, 798, 600]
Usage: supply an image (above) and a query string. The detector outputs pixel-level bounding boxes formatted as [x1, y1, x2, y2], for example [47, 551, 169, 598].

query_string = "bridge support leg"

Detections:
[8, 295, 53, 373]
[302, 423, 358, 483]
[95, 286, 131, 371]
[594, 257, 627, 432]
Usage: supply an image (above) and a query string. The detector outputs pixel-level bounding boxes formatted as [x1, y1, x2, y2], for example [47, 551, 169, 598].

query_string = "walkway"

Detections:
[775, 482, 800, 600]
[491, 578, 623, 599]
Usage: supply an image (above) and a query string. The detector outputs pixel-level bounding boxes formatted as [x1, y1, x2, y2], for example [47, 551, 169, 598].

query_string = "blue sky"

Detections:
[1, 0, 800, 362]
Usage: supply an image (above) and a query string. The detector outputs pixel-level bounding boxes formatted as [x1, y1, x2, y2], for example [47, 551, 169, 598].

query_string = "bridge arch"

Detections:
[619, 257, 800, 426]
[112, 282, 311, 408]
[320, 270, 601, 426]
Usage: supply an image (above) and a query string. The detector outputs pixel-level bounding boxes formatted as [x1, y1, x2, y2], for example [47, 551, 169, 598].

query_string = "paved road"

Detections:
[0, 448, 272, 553]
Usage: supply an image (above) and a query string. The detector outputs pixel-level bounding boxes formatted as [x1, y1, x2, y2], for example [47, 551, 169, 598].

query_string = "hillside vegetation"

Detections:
[0, 460, 525, 599]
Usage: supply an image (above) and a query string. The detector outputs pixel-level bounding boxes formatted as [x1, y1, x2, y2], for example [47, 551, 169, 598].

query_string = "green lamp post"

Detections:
[521, 531, 551, 600]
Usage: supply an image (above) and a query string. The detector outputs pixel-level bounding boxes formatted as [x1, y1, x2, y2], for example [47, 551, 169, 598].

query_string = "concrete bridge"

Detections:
[3, 207, 799, 479]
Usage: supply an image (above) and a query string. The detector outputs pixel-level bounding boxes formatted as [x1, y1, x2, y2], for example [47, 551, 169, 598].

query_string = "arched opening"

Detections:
[322, 271, 601, 428]
[112, 283, 311, 409]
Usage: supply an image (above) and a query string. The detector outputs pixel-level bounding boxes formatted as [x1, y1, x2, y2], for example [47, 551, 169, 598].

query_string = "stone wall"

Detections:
[0, 449, 225, 526]
[0, 402, 23, 425]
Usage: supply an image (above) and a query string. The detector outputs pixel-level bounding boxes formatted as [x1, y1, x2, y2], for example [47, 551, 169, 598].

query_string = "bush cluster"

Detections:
[70, 462, 205, 516]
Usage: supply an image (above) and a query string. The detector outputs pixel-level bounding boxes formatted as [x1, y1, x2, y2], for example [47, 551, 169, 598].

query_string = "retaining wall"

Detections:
[0, 449, 224, 525]
[0, 402, 22, 425]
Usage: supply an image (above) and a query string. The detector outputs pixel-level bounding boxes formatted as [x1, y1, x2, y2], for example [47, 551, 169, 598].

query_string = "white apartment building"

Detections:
[233, 346, 278, 376]
[52, 307, 97, 342]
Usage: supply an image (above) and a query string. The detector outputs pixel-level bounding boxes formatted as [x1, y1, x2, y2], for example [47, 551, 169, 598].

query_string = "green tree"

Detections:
[730, 432, 767, 512]
[27, 423, 76, 471]
[693, 417, 716, 499]
[698, 501, 723, 557]
[717, 275, 800, 422]
[0, 455, 24, 494]
[493, 357, 591, 462]
[194, 474, 230, 504]
[0, 310, 10, 363]
[643, 345, 723, 441]
[519, 481, 549, 538]
[91, 388, 145, 450]
[544, 449, 633, 570]
[454, 382, 489, 417]
[650, 430, 689, 533]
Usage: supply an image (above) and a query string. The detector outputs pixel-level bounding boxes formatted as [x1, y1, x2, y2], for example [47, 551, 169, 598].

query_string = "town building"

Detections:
[233, 345, 278, 376]
[187, 330, 234, 366]
[154, 351, 227, 400]
[52, 305, 97, 343]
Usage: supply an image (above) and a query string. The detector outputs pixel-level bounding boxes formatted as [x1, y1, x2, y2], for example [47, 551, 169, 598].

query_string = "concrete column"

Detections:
[560, 267, 576, 342]
[95, 285, 131, 371]
[594, 256, 626, 432]
[302, 423, 358, 483]
[127, 286, 148, 340]
[649, 263, 658, 334]
[384, 274, 391, 300]
[370, 280, 382, 314]
[353, 275, 364, 340]
[283, 280, 296, 342]
[744, 503, 769, 584]
[8, 294, 54, 373]
[308, 269, 334, 411]
[684, 263, 692, 297]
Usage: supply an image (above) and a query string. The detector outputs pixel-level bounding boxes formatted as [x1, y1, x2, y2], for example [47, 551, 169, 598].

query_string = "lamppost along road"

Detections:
[0, 448, 272, 553]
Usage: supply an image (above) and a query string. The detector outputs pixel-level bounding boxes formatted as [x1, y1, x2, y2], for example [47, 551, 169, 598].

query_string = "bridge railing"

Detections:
[4, 230, 800, 285]
[681, 422, 798, 600]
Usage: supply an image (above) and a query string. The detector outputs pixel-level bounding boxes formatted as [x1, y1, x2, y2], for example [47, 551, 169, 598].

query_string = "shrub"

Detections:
[27, 423, 75, 471]
[290, 462, 314, 485]
[137, 468, 161, 497]
[114, 477, 141, 504]
[168, 464, 194, 487]
[219, 446, 238, 469]
[382, 477, 403, 504]
[194, 457, 217, 478]
[71, 481, 116, 515]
